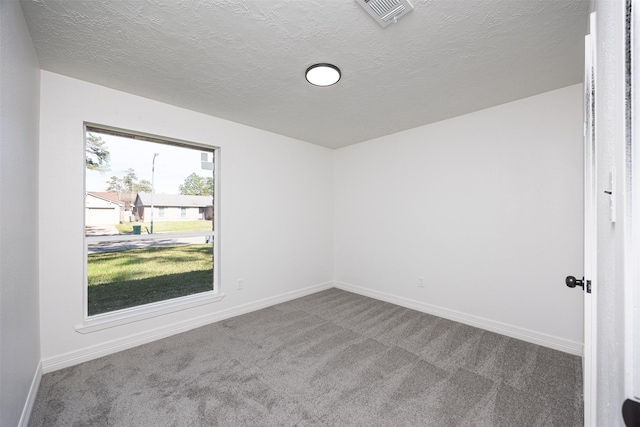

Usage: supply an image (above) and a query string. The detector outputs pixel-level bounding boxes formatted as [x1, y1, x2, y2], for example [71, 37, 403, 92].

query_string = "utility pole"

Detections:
[150, 153, 159, 234]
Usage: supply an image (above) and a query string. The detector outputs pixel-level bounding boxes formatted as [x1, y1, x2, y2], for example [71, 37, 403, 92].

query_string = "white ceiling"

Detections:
[20, 0, 590, 149]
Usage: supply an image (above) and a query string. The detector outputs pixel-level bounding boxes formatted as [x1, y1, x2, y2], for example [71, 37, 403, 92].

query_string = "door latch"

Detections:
[565, 276, 591, 293]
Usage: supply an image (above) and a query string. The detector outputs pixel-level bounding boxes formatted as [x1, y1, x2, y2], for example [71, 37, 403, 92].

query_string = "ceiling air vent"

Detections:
[355, 0, 414, 28]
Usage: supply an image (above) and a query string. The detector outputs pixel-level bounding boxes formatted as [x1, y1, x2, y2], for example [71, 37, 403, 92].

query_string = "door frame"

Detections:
[583, 12, 598, 426]
[628, 0, 640, 404]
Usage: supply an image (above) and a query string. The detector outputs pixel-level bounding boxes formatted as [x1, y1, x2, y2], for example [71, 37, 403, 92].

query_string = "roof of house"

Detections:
[135, 193, 213, 207]
[87, 191, 125, 206]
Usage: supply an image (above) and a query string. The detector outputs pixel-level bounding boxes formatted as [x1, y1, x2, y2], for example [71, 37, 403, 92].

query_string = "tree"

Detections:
[106, 175, 124, 193]
[179, 173, 213, 196]
[134, 179, 152, 193]
[105, 169, 151, 209]
[122, 168, 138, 191]
[108, 169, 151, 193]
[86, 134, 110, 171]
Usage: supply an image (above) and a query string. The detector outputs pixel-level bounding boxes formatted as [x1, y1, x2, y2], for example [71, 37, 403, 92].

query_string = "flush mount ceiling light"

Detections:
[305, 63, 341, 87]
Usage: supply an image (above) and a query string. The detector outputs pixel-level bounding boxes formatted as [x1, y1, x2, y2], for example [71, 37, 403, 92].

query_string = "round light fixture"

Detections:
[305, 63, 341, 87]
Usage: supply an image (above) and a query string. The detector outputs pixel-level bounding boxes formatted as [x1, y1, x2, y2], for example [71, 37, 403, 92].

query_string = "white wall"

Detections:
[39, 71, 334, 368]
[0, 1, 42, 426]
[334, 85, 584, 352]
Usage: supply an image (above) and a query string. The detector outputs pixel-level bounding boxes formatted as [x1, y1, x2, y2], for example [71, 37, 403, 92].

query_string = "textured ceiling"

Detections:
[20, 0, 590, 149]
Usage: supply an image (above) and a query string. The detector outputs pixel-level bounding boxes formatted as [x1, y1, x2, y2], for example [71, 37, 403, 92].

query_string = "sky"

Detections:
[86, 131, 213, 194]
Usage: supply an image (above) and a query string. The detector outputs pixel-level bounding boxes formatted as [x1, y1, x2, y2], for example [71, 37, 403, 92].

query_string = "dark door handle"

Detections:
[565, 276, 590, 293]
[565, 276, 584, 289]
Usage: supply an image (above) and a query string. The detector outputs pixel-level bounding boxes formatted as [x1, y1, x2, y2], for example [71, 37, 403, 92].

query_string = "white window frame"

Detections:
[180, 206, 187, 218]
[158, 206, 166, 218]
[78, 123, 223, 334]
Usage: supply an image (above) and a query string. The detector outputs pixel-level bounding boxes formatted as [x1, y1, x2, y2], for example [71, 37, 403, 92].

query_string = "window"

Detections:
[83, 124, 220, 327]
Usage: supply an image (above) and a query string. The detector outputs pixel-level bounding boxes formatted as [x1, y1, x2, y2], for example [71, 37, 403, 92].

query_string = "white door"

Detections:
[582, 13, 597, 426]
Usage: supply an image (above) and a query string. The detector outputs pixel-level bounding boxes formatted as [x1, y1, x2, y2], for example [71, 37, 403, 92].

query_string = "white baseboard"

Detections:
[333, 281, 583, 356]
[41, 281, 334, 373]
[41, 279, 582, 374]
[18, 361, 42, 427]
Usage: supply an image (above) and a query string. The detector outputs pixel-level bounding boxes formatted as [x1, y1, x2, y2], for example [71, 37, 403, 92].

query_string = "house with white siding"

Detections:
[133, 193, 213, 222]
[85, 192, 124, 225]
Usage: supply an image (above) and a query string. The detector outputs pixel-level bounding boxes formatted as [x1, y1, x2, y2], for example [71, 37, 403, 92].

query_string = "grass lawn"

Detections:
[115, 220, 212, 234]
[88, 244, 213, 316]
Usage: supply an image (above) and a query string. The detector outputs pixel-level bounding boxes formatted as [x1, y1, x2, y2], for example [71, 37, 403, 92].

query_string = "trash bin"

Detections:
[132, 225, 141, 235]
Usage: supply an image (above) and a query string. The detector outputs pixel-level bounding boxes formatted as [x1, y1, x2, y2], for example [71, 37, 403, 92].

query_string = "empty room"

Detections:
[2, 0, 639, 426]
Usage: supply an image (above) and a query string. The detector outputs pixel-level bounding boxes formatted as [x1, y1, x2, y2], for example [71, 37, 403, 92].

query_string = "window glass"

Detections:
[85, 126, 216, 316]
[86, 239, 214, 315]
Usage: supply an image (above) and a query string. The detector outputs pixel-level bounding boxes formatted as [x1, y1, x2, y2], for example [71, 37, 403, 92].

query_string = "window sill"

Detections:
[76, 291, 225, 334]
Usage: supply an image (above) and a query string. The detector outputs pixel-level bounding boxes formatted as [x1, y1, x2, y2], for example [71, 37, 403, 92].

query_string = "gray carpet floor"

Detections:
[28, 288, 583, 426]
